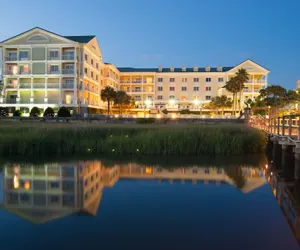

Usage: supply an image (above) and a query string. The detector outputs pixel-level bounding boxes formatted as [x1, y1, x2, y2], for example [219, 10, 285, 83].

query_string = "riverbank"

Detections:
[0, 122, 267, 157]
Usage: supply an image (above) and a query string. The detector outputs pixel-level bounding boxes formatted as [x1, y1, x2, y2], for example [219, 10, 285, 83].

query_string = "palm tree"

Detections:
[114, 90, 131, 115]
[224, 77, 239, 115]
[210, 95, 232, 115]
[235, 68, 249, 112]
[101, 86, 116, 114]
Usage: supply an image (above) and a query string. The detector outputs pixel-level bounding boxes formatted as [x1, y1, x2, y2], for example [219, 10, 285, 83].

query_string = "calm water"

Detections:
[0, 156, 299, 250]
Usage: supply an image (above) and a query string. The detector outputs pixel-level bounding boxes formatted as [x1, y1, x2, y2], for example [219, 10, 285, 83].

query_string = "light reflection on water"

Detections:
[0, 156, 299, 250]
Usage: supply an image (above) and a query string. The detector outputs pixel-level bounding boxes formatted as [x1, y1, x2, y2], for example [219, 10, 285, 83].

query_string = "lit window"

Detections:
[181, 96, 186, 100]
[169, 95, 175, 100]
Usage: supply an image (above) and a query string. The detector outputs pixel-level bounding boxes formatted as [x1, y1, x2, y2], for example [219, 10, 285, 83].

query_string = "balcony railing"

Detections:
[6, 99, 17, 104]
[62, 83, 74, 89]
[19, 57, 30, 61]
[244, 89, 261, 93]
[19, 83, 31, 89]
[6, 84, 17, 89]
[246, 80, 266, 84]
[62, 69, 75, 75]
[5, 71, 17, 75]
[6, 56, 18, 61]
[62, 55, 75, 60]
[48, 70, 60, 75]
[47, 83, 59, 89]
[33, 83, 46, 89]
[19, 71, 31, 75]
[48, 56, 60, 60]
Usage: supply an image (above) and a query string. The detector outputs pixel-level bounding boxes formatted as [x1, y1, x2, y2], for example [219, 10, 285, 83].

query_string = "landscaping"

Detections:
[0, 122, 267, 157]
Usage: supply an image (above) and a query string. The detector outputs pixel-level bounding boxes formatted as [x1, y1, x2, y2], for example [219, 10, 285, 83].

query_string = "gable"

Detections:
[2, 28, 76, 46]
[229, 59, 269, 74]
[85, 37, 103, 59]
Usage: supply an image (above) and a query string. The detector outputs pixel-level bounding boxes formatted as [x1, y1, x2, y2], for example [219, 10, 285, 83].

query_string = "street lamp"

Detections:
[169, 99, 175, 106]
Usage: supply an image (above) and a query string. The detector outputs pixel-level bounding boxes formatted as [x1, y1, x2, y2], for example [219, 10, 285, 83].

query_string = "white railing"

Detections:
[62, 69, 74, 74]
[6, 56, 18, 61]
[6, 84, 17, 89]
[48, 56, 60, 60]
[48, 70, 60, 75]
[47, 83, 59, 89]
[33, 83, 46, 89]
[19, 83, 31, 88]
[246, 80, 266, 84]
[19, 71, 31, 75]
[62, 55, 75, 60]
[62, 83, 74, 89]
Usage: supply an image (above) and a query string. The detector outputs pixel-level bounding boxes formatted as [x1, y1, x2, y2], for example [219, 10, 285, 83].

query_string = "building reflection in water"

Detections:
[0, 161, 265, 224]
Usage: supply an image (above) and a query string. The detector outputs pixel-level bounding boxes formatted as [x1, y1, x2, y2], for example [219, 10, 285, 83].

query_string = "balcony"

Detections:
[47, 83, 59, 89]
[48, 56, 60, 61]
[246, 80, 266, 84]
[6, 99, 17, 104]
[6, 83, 17, 89]
[6, 56, 18, 61]
[62, 69, 75, 75]
[4, 71, 17, 76]
[19, 71, 31, 75]
[19, 83, 31, 89]
[62, 82, 74, 89]
[243, 89, 261, 93]
[62, 55, 75, 60]
[19, 57, 30, 61]
[48, 70, 60, 75]
[33, 83, 46, 89]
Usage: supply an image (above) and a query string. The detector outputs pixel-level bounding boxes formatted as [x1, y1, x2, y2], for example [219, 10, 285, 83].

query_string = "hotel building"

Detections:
[0, 27, 269, 115]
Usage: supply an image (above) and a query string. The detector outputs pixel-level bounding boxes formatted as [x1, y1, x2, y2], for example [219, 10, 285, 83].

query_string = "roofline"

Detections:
[0, 27, 78, 44]
[228, 59, 270, 73]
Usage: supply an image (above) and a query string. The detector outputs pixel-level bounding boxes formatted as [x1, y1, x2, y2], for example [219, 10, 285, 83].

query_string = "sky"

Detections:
[1, 0, 300, 89]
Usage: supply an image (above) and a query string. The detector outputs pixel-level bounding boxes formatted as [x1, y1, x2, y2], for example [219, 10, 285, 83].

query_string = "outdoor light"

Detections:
[169, 99, 175, 105]
[193, 99, 200, 106]
[0, 97, 3, 103]
[145, 99, 151, 106]
[265, 164, 268, 169]
[171, 114, 176, 119]
[135, 101, 139, 105]
[271, 172, 273, 176]
[30, 97, 34, 103]
[44, 97, 48, 103]
[115, 114, 119, 118]
[156, 114, 161, 119]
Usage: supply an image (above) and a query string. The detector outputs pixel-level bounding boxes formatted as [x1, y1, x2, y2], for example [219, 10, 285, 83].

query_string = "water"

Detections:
[0, 156, 299, 250]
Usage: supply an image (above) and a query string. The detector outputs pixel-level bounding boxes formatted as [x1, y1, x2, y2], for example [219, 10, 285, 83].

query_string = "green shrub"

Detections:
[161, 109, 168, 114]
[58, 107, 71, 117]
[13, 110, 22, 117]
[180, 109, 190, 114]
[0, 107, 9, 117]
[43, 107, 55, 118]
[30, 107, 41, 117]
[136, 118, 156, 124]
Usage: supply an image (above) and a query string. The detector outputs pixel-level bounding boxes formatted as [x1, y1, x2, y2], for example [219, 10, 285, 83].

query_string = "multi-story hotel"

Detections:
[0, 27, 269, 115]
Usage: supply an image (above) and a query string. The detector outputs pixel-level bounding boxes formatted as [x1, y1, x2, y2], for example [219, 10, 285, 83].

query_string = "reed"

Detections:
[0, 123, 267, 157]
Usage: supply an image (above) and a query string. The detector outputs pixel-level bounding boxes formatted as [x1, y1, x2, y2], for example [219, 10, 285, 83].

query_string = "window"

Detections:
[50, 65, 59, 73]
[170, 78, 175, 82]
[91, 59, 94, 65]
[91, 71, 94, 78]
[158, 86, 163, 91]
[205, 96, 211, 100]
[193, 87, 199, 91]
[19, 51, 29, 60]
[170, 86, 175, 91]
[157, 95, 163, 100]
[158, 77, 163, 82]
[50, 181, 60, 189]
[169, 95, 175, 100]
[206, 87, 211, 91]
[96, 63, 99, 69]
[84, 68, 87, 74]
[218, 77, 224, 82]
[181, 96, 186, 100]
[181, 87, 187, 91]
[182, 78, 187, 82]
[85, 54, 88, 60]
[20, 65, 29, 73]
[49, 50, 59, 59]
[96, 75, 98, 81]
[193, 78, 199, 82]
[50, 196, 59, 203]
[206, 78, 211, 82]
[135, 96, 141, 101]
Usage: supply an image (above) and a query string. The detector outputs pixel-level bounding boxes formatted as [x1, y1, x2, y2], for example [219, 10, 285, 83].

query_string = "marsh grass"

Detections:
[0, 123, 267, 157]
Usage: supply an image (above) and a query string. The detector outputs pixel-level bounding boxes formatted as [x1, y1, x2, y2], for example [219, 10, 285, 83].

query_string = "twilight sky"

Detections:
[1, 0, 300, 89]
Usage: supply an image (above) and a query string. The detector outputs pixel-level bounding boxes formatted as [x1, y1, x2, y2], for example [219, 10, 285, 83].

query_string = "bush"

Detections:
[30, 107, 41, 117]
[58, 106, 71, 117]
[13, 110, 22, 117]
[136, 118, 156, 124]
[161, 109, 168, 114]
[180, 109, 190, 114]
[0, 107, 9, 117]
[43, 107, 55, 118]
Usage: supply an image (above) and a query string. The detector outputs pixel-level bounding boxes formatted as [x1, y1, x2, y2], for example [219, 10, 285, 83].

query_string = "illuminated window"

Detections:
[181, 96, 186, 100]
[169, 95, 175, 100]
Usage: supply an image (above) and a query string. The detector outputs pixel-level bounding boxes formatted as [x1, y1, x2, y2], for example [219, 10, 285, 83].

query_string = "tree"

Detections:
[210, 95, 232, 115]
[235, 68, 249, 112]
[30, 107, 41, 117]
[224, 77, 240, 114]
[57, 106, 71, 117]
[43, 107, 55, 118]
[13, 110, 22, 117]
[101, 86, 116, 114]
[114, 90, 131, 115]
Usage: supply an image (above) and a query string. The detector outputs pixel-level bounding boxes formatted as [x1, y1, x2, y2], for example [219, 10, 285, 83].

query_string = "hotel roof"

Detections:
[117, 66, 234, 73]
[64, 35, 95, 43]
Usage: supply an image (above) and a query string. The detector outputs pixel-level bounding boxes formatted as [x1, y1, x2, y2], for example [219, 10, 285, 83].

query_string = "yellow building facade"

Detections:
[0, 27, 269, 115]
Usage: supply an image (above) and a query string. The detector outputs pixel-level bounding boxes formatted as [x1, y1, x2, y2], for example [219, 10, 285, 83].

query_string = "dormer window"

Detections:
[170, 66, 174, 72]
[27, 34, 49, 42]
[217, 66, 223, 72]
[193, 66, 198, 72]
[181, 66, 186, 72]
[205, 66, 211, 72]
[158, 66, 163, 72]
